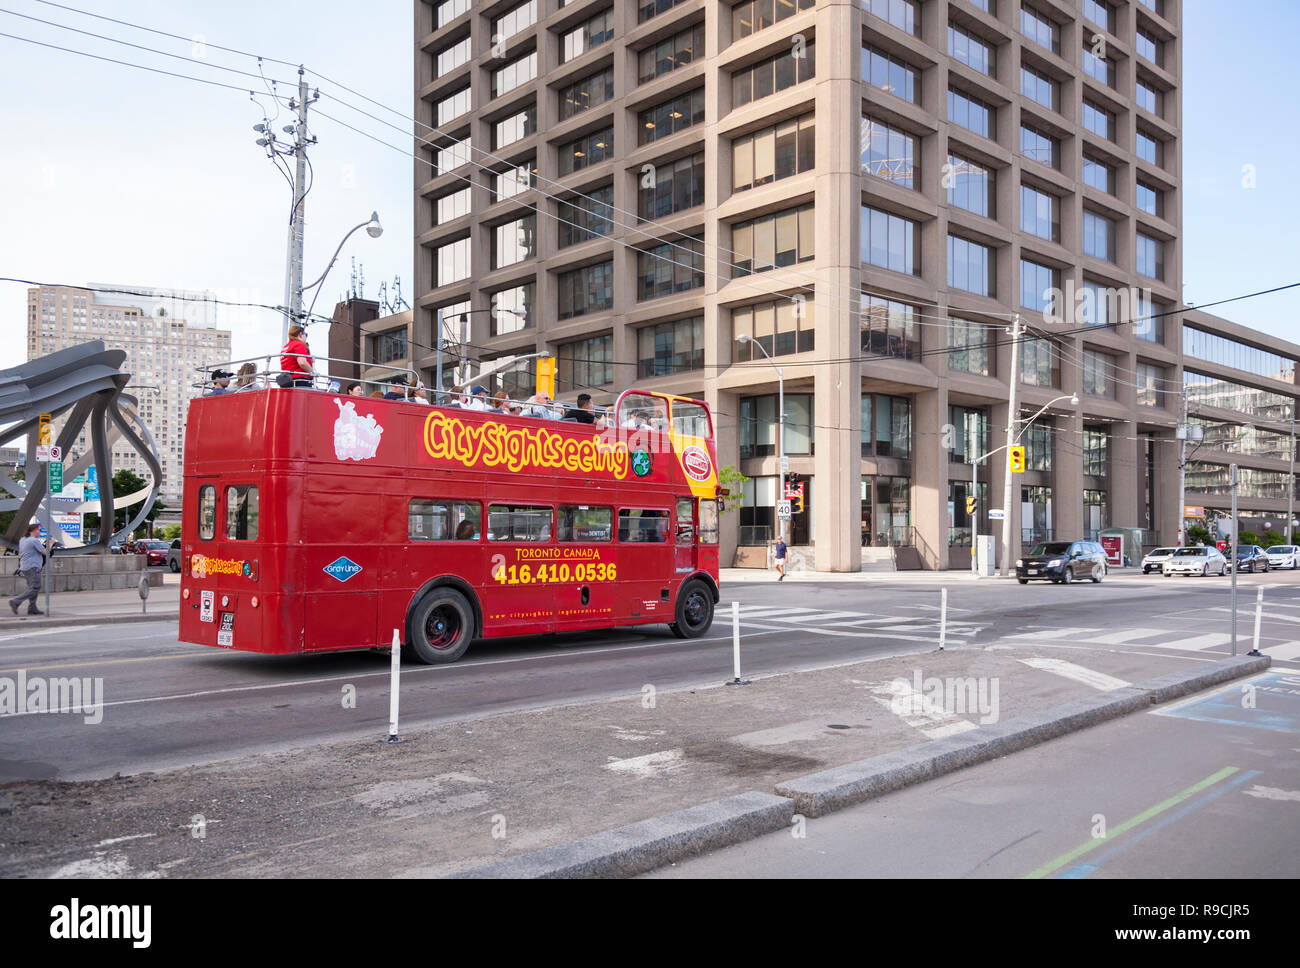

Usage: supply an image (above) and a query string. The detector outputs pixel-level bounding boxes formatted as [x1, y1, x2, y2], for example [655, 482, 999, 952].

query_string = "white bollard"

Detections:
[726, 601, 749, 685]
[939, 588, 948, 651]
[1251, 587, 1264, 656]
[387, 628, 402, 743]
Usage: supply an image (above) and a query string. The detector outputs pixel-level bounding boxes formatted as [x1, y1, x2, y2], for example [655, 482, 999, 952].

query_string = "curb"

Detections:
[0, 610, 178, 631]
[450, 791, 794, 879]
[774, 654, 1271, 817]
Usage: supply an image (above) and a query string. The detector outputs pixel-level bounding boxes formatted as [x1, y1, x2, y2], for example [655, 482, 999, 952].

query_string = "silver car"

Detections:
[1265, 545, 1299, 569]
[1163, 546, 1228, 577]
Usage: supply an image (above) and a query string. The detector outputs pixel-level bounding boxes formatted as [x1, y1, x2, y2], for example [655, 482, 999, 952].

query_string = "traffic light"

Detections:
[535, 357, 556, 400]
[965, 495, 977, 515]
[1009, 446, 1026, 473]
[795, 496, 804, 513]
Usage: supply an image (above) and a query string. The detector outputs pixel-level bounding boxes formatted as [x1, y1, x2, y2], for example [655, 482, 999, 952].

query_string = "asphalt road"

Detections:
[3, 571, 1299, 782]
[649, 666, 1300, 879]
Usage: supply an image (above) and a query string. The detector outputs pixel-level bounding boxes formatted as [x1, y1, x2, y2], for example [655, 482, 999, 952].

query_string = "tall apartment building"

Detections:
[26, 285, 232, 507]
[411, 0, 1294, 569]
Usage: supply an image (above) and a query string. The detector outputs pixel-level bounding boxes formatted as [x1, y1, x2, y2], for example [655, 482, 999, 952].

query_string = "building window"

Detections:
[732, 0, 815, 40]
[492, 160, 536, 201]
[1136, 80, 1160, 115]
[1019, 5, 1058, 53]
[436, 88, 471, 125]
[734, 298, 816, 360]
[1136, 130, 1160, 165]
[372, 328, 408, 364]
[1083, 428, 1108, 476]
[740, 394, 814, 460]
[862, 45, 918, 102]
[639, 89, 705, 144]
[491, 50, 537, 98]
[1135, 362, 1165, 408]
[948, 24, 994, 75]
[863, 0, 918, 35]
[1080, 279, 1112, 327]
[1083, 0, 1111, 31]
[562, 9, 614, 62]
[435, 188, 471, 225]
[559, 67, 614, 120]
[948, 405, 990, 464]
[1081, 100, 1113, 140]
[860, 117, 916, 188]
[1185, 371, 1293, 421]
[1082, 153, 1114, 193]
[1020, 336, 1060, 387]
[734, 204, 816, 275]
[491, 215, 536, 269]
[639, 0, 689, 24]
[1022, 422, 1051, 471]
[1082, 349, 1115, 397]
[865, 394, 912, 458]
[641, 153, 705, 218]
[733, 115, 815, 192]
[558, 127, 613, 176]
[860, 294, 918, 360]
[1082, 210, 1115, 262]
[436, 237, 471, 285]
[638, 317, 704, 377]
[1081, 45, 1115, 87]
[733, 42, 815, 107]
[557, 261, 613, 319]
[1136, 181, 1161, 216]
[558, 187, 614, 248]
[1137, 233, 1164, 279]
[947, 318, 992, 376]
[493, 106, 536, 149]
[436, 0, 470, 29]
[946, 154, 993, 217]
[1136, 30, 1161, 66]
[1133, 292, 1163, 343]
[638, 23, 705, 84]
[1182, 330, 1296, 382]
[435, 136, 473, 174]
[861, 206, 918, 275]
[436, 36, 471, 77]
[489, 283, 534, 334]
[948, 89, 993, 138]
[1020, 124, 1058, 168]
[1020, 64, 1056, 110]
[492, 0, 537, 39]
[557, 333, 612, 390]
[637, 237, 704, 300]
[1020, 184, 1058, 241]
[1019, 258, 1057, 313]
[947, 235, 993, 296]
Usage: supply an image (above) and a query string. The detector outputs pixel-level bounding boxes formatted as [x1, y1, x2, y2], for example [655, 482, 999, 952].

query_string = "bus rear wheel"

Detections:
[407, 588, 474, 664]
[670, 580, 714, 639]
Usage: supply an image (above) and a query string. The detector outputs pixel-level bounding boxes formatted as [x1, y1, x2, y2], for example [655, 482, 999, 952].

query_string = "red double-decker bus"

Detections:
[177, 387, 720, 662]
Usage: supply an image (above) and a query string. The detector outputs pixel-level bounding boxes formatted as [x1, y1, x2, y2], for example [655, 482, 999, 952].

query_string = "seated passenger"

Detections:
[382, 375, 408, 400]
[455, 520, 476, 540]
[523, 392, 559, 419]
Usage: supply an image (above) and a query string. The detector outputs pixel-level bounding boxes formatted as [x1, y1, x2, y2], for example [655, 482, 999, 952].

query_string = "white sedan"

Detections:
[1141, 547, 1178, 574]
[1163, 546, 1228, 577]
[1265, 545, 1299, 569]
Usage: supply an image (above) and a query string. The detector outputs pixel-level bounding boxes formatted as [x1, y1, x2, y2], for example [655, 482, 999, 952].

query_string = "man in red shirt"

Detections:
[280, 324, 315, 388]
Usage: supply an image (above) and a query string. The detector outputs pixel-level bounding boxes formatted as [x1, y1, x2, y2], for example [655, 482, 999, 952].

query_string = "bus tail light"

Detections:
[182, 587, 190, 600]
[250, 595, 259, 608]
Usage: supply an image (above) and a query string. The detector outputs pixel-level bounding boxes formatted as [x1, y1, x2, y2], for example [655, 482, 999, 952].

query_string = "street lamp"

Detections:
[298, 212, 383, 333]
[736, 335, 785, 546]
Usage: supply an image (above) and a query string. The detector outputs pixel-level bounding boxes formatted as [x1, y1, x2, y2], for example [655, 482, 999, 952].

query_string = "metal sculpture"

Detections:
[0, 341, 162, 553]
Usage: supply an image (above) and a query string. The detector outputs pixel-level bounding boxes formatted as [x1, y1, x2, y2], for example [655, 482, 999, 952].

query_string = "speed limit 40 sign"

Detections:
[777, 500, 792, 520]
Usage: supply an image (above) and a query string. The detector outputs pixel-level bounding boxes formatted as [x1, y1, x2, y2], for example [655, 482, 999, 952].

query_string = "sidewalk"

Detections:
[0, 572, 179, 630]
[724, 567, 1015, 584]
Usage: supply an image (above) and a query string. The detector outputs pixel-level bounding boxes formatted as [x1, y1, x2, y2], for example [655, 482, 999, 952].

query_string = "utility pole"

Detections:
[1289, 404, 1296, 544]
[1177, 386, 1189, 547]
[999, 314, 1021, 576]
[262, 66, 318, 343]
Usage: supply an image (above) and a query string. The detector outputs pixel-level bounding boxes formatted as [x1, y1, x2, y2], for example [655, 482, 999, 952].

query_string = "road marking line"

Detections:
[1081, 629, 1167, 646]
[1017, 657, 1130, 691]
[866, 678, 979, 739]
[0, 626, 103, 646]
[1210, 607, 1300, 624]
[1025, 766, 1242, 879]
[1148, 633, 1232, 652]
[1266, 641, 1300, 662]
[1003, 628, 1091, 641]
[1242, 785, 1300, 801]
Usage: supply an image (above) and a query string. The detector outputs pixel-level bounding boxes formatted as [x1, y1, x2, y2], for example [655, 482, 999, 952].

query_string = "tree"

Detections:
[159, 523, 182, 542]
[1262, 530, 1285, 548]
[1238, 530, 1259, 547]
[1186, 524, 1212, 546]
[717, 465, 749, 515]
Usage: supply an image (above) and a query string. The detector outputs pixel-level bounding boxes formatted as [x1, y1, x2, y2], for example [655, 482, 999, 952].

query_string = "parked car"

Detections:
[1016, 540, 1108, 584]
[1234, 545, 1271, 573]
[1265, 545, 1299, 570]
[1140, 547, 1178, 574]
[166, 538, 182, 573]
[1164, 546, 1228, 577]
[137, 539, 170, 566]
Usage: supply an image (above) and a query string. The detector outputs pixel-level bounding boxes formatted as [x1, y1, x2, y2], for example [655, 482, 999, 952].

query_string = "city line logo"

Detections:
[323, 556, 363, 583]
[0, 670, 103, 724]
[50, 898, 151, 948]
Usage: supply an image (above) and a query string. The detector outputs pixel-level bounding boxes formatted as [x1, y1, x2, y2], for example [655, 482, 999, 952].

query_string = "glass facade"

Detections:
[562, 9, 613, 62]
[1022, 421, 1051, 471]
[639, 89, 705, 144]
[637, 237, 704, 300]
[949, 88, 993, 137]
[1082, 154, 1114, 193]
[861, 117, 916, 188]
[947, 318, 992, 376]
[735, 205, 816, 275]
[947, 154, 993, 216]
[436, 237, 471, 285]
[860, 294, 919, 360]
[492, 50, 537, 98]
[1020, 124, 1058, 168]
[862, 206, 919, 275]
[863, 45, 918, 102]
[1083, 210, 1115, 261]
[1182, 330, 1296, 382]
[637, 317, 704, 377]
[1020, 258, 1057, 313]
[948, 236, 993, 295]
[734, 298, 816, 360]
[861, 394, 912, 458]
[557, 261, 613, 319]
[948, 405, 989, 463]
[493, 106, 536, 149]
[1083, 427, 1108, 476]
[1021, 184, 1059, 240]
[733, 0, 816, 39]
[1021, 336, 1060, 388]
[638, 24, 705, 83]
[1135, 361, 1166, 408]
[740, 394, 814, 458]
[1185, 463, 1294, 501]
[558, 127, 613, 175]
[641, 153, 705, 218]
[863, 0, 918, 34]
[734, 116, 815, 192]
[491, 215, 536, 269]
[489, 283, 533, 334]
[733, 43, 815, 107]
[557, 188, 614, 248]
[1189, 418, 1294, 462]
[1082, 349, 1115, 398]
[949, 24, 993, 75]
[1020, 65, 1055, 110]
[1136, 233, 1164, 279]
[559, 67, 614, 120]
[557, 333, 612, 391]
[1020, 5, 1058, 53]
[1184, 371, 1294, 420]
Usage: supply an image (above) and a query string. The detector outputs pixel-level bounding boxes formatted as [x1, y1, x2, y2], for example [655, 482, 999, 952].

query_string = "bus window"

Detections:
[558, 506, 612, 542]
[225, 486, 259, 540]
[409, 500, 481, 541]
[618, 393, 669, 431]
[675, 498, 695, 543]
[618, 508, 669, 543]
[699, 499, 719, 544]
[198, 484, 216, 540]
[488, 504, 552, 542]
[671, 401, 712, 439]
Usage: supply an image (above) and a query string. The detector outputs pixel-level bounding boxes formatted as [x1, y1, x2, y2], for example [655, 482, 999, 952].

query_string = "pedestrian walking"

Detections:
[774, 536, 787, 581]
[9, 522, 53, 615]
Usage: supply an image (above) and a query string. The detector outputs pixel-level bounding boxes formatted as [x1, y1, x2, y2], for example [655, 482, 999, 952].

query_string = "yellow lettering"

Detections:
[423, 412, 631, 479]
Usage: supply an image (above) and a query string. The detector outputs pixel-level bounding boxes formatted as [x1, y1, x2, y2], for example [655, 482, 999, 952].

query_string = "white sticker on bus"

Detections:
[200, 590, 214, 623]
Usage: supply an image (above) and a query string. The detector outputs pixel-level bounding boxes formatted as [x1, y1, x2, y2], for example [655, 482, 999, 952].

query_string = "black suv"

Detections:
[1234, 545, 1271, 573]
[1016, 540, 1109, 584]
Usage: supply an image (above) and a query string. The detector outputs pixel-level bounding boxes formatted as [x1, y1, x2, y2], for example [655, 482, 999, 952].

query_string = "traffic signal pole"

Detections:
[999, 314, 1021, 576]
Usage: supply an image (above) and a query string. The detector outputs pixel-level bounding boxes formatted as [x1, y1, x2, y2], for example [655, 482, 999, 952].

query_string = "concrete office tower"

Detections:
[411, 0, 1285, 570]
[26, 284, 232, 507]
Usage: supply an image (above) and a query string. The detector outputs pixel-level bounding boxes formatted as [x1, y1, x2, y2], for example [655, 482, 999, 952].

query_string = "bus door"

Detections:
[674, 497, 697, 577]
[483, 501, 556, 635]
[616, 507, 672, 622]
[554, 503, 616, 629]
[302, 472, 379, 652]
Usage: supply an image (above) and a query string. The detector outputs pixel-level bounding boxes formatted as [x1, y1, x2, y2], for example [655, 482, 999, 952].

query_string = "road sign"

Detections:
[49, 461, 63, 494]
[35, 445, 51, 462]
[777, 499, 792, 520]
[38, 413, 51, 445]
[988, 509, 1007, 520]
[780, 456, 789, 474]
[1008, 446, 1026, 473]
[1184, 505, 1205, 517]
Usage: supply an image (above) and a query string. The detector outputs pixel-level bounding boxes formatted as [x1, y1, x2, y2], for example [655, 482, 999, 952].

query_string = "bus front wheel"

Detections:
[670, 580, 714, 639]
[407, 588, 474, 664]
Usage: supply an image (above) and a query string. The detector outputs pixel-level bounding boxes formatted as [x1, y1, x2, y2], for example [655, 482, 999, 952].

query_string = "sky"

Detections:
[0, 0, 1297, 377]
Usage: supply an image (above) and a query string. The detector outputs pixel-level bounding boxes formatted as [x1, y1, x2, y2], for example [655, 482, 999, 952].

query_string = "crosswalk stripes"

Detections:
[1265, 641, 1300, 662]
[1018, 657, 1131, 691]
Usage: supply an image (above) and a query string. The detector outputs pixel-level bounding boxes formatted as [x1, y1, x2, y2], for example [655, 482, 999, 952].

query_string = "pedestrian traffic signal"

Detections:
[965, 495, 977, 515]
[795, 496, 804, 513]
[1009, 446, 1026, 473]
